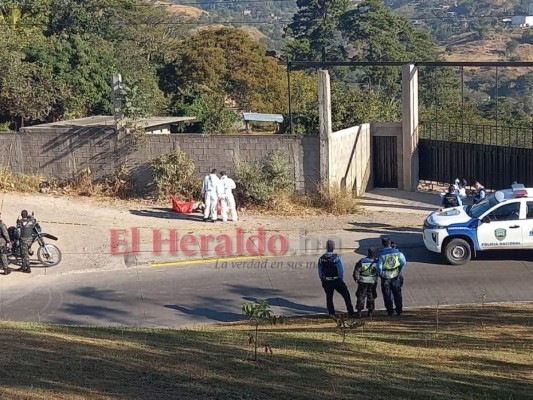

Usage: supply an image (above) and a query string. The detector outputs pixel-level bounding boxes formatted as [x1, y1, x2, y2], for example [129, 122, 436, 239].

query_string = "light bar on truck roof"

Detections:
[512, 183, 528, 197]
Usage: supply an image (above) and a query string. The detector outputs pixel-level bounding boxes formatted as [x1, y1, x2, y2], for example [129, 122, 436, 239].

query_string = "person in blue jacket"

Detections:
[473, 180, 487, 204]
[377, 237, 407, 316]
[318, 240, 355, 317]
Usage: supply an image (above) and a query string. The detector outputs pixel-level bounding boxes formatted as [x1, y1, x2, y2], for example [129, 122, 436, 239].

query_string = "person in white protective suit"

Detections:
[218, 171, 238, 222]
[201, 169, 220, 222]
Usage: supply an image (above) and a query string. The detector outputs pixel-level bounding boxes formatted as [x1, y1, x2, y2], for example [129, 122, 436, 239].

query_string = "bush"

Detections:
[296, 182, 361, 216]
[99, 164, 135, 199]
[150, 149, 201, 201]
[233, 150, 292, 207]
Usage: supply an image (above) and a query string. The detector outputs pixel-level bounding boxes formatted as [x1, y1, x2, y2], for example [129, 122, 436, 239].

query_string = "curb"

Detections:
[149, 242, 426, 268]
[150, 249, 356, 268]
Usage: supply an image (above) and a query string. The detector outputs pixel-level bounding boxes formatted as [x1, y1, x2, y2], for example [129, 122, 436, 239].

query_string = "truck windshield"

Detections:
[467, 195, 499, 219]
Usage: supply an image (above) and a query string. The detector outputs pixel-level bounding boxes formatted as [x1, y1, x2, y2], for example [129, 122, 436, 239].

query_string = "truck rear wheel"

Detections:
[444, 238, 471, 265]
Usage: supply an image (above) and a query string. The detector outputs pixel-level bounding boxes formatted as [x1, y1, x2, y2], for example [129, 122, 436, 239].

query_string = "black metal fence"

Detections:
[420, 121, 533, 149]
[419, 138, 533, 190]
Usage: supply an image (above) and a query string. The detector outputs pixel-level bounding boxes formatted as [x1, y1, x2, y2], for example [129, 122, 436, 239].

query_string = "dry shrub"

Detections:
[99, 164, 135, 199]
[245, 182, 361, 216]
[254, 191, 326, 216]
[150, 149, 200, 201]
[291, 182, 361, 216]
[233, 150, 293, 207]
[0, 165, 134, 200]
[0, 167, 47, 192]
[45, 166, 135, 199]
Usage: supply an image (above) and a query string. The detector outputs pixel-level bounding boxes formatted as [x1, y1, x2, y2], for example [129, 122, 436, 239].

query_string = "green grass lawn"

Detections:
[0, 304, 531, 400]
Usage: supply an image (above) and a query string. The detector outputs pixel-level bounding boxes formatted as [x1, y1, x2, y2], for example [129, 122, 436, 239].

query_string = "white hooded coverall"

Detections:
[218, 176, 238, 222]
[202, 173, 220, 220]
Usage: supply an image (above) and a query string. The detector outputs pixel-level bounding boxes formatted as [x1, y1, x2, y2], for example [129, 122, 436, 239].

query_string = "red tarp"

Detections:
[171, 196, 196, 214]
[171, 196, 221, 214]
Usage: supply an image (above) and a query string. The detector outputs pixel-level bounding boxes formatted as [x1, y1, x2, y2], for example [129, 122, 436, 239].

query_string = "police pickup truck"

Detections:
[423, 184, 533, 265]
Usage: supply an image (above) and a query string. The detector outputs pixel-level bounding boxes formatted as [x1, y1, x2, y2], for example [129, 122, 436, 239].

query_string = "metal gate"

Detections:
[419, 122, 533, 189]
[373, 136, 398, 188]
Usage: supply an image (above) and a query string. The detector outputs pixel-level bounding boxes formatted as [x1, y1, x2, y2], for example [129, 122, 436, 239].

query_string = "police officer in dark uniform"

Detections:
[318, 240, 356, 317]
[17, 210, 36, 273]
[442, 185, 462, 208]
[377, 237, 407, 316]
[473, 180, 487, 204]
[0, 212, 11, 275]
[353, 247, 378, 318]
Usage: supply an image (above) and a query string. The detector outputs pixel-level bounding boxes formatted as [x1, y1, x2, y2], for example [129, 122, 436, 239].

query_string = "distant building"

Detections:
[243, 10, 251, 16]
[512, 15, 533, 27]
[20, 116, 196, 135]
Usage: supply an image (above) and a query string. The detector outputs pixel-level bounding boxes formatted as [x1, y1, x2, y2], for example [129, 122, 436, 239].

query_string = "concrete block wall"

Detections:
[0, 130, 320, 194]
[128, 134, 320, 193]
[328, 124, 371, 196]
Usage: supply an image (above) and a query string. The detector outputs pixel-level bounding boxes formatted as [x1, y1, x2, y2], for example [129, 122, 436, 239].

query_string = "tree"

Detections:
[242, 300, 284, 361]
[167, 27, 287, 116]
[340, 0, 439, 96]
[283, 0, 351, 62]
[0, 46, 61, 127]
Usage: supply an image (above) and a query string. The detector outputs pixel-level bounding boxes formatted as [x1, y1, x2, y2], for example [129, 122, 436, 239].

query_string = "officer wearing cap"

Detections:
[353, 247, 378, 318]
[317, 239, 356, 317]
[377, 237, 407, 316]
[442, 184, 462, 208]
[17, 210, 36, 273]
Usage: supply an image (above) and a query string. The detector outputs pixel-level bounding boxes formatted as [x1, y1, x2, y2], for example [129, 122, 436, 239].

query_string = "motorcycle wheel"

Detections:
[37, 244, 62, 267]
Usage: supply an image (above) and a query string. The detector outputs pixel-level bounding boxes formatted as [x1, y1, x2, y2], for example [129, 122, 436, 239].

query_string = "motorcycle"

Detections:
[6, 223, 62, 267]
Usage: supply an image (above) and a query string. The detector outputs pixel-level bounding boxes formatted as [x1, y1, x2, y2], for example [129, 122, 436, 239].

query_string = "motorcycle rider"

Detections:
[0, 212, 11, 275]
[17, 210, 36, 273]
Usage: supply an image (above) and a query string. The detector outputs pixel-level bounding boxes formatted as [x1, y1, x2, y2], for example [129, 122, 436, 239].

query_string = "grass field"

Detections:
[0, 304, 531, 400]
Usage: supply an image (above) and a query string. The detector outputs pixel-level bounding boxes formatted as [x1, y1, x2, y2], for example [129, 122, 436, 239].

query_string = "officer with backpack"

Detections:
[317, 240, 356, 317]
[353, 247, 379, 317]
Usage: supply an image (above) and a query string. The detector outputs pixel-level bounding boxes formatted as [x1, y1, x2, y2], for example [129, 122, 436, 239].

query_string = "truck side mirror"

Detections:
[482, 216, 491, 224]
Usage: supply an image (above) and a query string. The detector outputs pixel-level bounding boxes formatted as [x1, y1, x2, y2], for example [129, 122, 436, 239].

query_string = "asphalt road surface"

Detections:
[1, 246, 532, 327]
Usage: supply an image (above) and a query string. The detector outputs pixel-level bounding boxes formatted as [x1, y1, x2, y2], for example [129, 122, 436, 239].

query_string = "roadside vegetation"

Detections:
[0, 304, 531, 399]
[0, 149, 361, 216]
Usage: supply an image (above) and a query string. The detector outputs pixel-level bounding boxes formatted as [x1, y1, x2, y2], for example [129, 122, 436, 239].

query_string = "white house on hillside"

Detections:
[512, 15, 533, 27]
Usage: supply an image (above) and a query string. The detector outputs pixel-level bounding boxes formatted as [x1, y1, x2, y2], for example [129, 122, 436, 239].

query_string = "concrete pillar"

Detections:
[401, 64, 419, 192]
[112, 73, 123, 129]
[318, 70, 332, 188]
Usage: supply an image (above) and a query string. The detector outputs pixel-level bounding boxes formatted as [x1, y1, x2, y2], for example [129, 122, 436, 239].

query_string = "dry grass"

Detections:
[0, 168, 47, 192]
[0, 166, 135, 201]
[303, 182, 361, 216]
[0, 304, 531, 400]
[252, 184, 362, 217]
[165, 4, 207, 19]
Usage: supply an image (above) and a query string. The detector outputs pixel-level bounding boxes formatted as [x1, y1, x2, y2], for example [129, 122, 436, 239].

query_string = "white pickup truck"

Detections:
[423, 184, 533, 265]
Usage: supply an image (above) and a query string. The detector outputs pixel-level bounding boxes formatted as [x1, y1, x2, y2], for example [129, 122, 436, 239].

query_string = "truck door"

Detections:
[477, 201, 523, 249]
[521, 201, 533, 249]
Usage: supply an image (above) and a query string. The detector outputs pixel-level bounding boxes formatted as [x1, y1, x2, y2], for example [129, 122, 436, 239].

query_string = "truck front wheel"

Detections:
[444, 238, 471, 265]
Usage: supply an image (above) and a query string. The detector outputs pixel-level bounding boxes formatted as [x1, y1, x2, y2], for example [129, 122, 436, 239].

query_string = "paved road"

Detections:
[1, 243, 532, 327]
